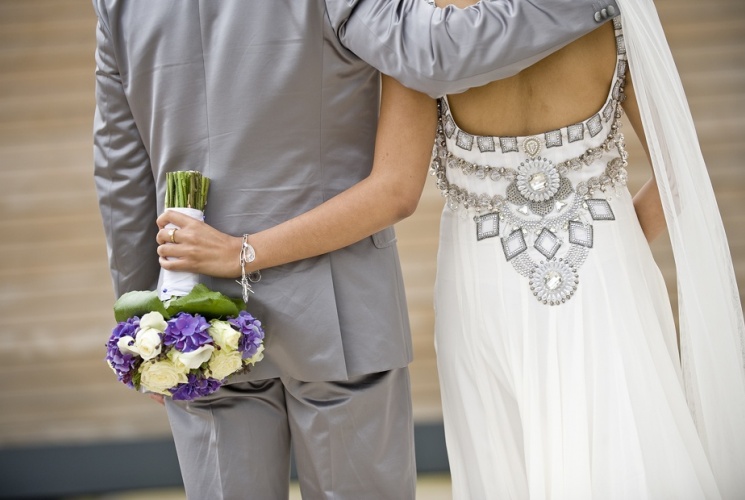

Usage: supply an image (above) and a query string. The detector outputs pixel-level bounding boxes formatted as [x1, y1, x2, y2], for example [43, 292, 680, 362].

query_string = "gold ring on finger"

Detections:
[168, 228, 178, 244]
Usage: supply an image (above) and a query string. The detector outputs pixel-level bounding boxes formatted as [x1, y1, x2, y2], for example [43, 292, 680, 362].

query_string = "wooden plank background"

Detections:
[0, 0, 743, 447]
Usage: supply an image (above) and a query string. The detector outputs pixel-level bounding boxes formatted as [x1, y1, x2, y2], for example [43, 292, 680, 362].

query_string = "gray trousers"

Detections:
[165, 367, 415, 500]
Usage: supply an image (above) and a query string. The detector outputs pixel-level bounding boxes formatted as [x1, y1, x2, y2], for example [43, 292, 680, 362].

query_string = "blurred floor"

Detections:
[68, 473, 453, 500]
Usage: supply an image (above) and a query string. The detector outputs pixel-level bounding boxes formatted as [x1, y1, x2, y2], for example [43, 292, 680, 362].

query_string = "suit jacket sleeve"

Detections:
[327, 0, 618, 98]
[92, 0, 160, 297]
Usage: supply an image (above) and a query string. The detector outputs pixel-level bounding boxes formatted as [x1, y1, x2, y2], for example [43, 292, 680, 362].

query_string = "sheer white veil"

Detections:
[618, 0, 745, 495]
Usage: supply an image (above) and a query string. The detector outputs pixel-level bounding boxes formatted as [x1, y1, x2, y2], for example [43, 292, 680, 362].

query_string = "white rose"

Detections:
[209, 320, 241, 351]
[117, 335, 139, 356]
[134, 327, 163, 361]
[208, 349, 244, 380]
[166, 349, 191, 374]
[140, 311, 167, 332]
[140, 359, 188, 395]
[173, 344, 215, 370]
[245, 344, 265, 366]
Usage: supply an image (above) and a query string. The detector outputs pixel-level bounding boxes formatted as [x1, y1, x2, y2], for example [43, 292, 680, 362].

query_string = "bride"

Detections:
[427, 0, 745, 497]
[157, 0, 744, 497]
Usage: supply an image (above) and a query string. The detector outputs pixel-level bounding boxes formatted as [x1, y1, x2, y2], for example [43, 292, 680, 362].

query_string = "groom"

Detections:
[93, 1, 618, 498]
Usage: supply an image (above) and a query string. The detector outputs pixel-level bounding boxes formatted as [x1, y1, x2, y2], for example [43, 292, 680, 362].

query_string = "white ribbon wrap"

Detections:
[158, 207, 204, 301]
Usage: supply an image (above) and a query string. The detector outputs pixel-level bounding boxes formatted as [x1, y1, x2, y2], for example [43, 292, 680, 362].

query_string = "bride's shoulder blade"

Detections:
[445, 20, 620, 138]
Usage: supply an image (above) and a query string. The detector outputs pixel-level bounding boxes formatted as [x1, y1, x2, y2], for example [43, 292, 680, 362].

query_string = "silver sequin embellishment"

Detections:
[523, 137, 542, 157]
[616, 34, 626, 55]
[456, 131, 474, 150]
[617, 59, 627, 78]
[443, 115, 456, 138]
[586, 199, 615, 220]
[529, 259, 579, 305]
[475, 213, 500, 240]
[568, 220, 594, 248]
[567, 123, 584, 143]
[587, 114, 603, 137]
[545, 130, 562, 148]
[502, 230, 528, 261]
[477, 136, 496, 153]
[534, 228, 562, 259]
[515, 157, 561, 202]
[500, 137, 519, 153]
[602, 101, 614, 122]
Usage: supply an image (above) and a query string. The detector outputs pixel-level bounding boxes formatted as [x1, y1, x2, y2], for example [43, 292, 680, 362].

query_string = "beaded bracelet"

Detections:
[237, 234, 261, 303]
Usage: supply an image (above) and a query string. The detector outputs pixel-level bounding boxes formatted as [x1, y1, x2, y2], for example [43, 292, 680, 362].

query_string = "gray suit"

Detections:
[93, 1, 616, 498]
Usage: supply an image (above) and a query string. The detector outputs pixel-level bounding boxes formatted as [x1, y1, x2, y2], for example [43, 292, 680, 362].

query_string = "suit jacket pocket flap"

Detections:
[371, 226, 397, 249]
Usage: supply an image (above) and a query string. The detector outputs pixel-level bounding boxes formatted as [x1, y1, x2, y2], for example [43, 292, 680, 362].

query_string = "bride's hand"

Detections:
[155, 210, 242, 279]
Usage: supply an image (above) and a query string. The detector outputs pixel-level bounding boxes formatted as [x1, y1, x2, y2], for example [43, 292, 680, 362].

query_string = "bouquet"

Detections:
[105, 171, 265, 400]
[106, 284, 264, 400]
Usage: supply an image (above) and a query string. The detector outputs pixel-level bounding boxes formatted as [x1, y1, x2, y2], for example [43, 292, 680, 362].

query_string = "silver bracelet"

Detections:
[236, 234, 261, 303]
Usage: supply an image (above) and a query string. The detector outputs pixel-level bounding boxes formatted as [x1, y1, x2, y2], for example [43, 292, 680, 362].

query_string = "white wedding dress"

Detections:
[431, 14, 744, 499]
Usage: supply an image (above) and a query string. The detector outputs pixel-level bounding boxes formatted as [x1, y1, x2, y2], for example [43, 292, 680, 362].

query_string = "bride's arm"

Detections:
[155, 75, 438, 278]
[623, 71, 667, 242]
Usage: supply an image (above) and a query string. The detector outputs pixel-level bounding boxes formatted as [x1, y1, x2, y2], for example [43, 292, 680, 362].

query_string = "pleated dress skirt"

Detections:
[434, 186, 721, 499]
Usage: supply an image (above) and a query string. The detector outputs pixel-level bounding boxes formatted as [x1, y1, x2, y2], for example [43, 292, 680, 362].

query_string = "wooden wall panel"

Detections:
[0, 0, 743, 447]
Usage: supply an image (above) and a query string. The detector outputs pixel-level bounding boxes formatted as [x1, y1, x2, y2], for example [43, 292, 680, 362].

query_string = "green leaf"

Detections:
[113, 290, 170, 323]
[165, 283, 243, 319]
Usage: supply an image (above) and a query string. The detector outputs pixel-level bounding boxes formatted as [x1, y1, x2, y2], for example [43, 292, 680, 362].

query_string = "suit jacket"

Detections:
[93, 0, 616, 382]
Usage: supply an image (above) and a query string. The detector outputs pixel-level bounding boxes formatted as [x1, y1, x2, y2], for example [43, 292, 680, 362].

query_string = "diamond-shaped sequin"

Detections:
[587, 114, 603, 137]
[568, 221, 594, 248]
[443, 115, 456, 138]
[477, 136, 496, 153]
[475, 213, 500, 241]
[499, 137, 519, 153]
[534, 228, 561, 259]
[567, 123, 584, 143]
[616, 35, 626, 55]
[440, 97, 449, 114]
[545, 130, 562, 148]
[602, 101, 614, 122]
[501, 230, 528, 261]
[586, 199, 615, 220]
[617, 59, 627, 79]
[456, 131, 474, 150]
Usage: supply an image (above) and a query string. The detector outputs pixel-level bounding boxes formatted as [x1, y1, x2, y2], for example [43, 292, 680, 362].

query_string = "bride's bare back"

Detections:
[441, 6, 618, 137]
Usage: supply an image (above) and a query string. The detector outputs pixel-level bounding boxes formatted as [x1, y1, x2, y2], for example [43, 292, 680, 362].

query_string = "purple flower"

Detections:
[109, 316, 140, 342]
[169, 373, 222, 401]
[164, 313, 212, 353]
[228, 311, 265, 359]
[107, 350, 140, 387]
[105, 317, 142, 386]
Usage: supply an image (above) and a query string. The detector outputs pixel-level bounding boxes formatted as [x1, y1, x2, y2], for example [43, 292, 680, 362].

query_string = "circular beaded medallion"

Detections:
[516, 157, 561, 202]
[529, 259, 579, 305]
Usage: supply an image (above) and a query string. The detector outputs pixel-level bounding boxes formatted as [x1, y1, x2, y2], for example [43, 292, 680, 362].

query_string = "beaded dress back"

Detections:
[430, 17, 628, 306]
